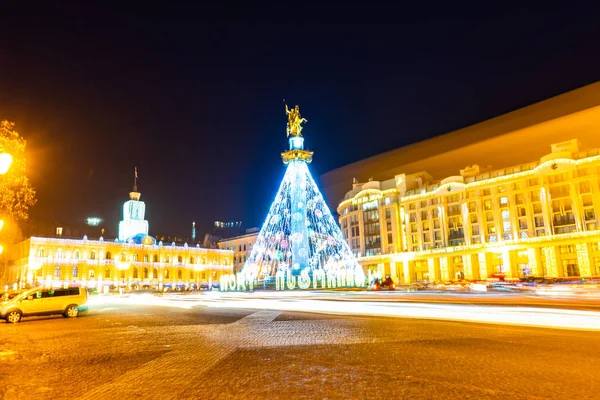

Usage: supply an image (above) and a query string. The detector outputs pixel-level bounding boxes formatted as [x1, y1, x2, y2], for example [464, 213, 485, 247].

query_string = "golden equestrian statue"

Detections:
[285, 104, 307, 137]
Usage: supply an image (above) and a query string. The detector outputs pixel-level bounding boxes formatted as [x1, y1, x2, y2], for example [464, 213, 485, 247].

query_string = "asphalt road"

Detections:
[1, 301, 599, 399]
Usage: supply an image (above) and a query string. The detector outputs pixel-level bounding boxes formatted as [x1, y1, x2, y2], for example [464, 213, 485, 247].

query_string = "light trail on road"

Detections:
[89, 293, 600, 331]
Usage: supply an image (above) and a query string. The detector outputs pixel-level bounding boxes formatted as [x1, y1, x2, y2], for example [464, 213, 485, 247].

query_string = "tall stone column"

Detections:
[542, 246, 560, 277]
[391, 204, 401, 253]
[440, 199, 448, 248]
[576, 243, 591, 277]
[475, 194, 485, 244]
[380, 207, 388, 254]
[591, 178, 600, 230]
[527, 247, 541, 277]
[427, 258, 440, 282]
[389, 261, 399, 283]
[462, 254, 479, 281]
[524, 191, 536, 238]
[439, 257, 449, 282]
[508, 193, 520, 240]
[478, 252, 490, 279]
[463, 254, 473, 280]
[462, 203, 471, 245]
[570, 183, 583, 231]
[403, 261, 411, 285]
[358, 212, 365, 258]
[540, 184, 553, 235]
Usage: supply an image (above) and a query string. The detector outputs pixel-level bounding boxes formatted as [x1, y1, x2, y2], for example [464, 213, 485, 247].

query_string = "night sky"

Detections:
[1, 6, 599, 238]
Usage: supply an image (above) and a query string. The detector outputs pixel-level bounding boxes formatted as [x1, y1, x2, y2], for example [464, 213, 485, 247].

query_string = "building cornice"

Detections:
[30, 236, 233, 254]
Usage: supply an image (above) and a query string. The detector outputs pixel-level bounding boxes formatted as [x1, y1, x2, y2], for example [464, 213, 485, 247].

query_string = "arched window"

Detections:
[153, 254, 158, 263]
[133, 254, 139, 262]
[90, 251, 96, 260]
[120, 271, 125, 279]
[56, 249, 63, 259]
[121, 253, 127, 262]
[74, 250, 80, 260]
[202, 257, 207, 265]
[152, 268, 158, 279]
[190, 271, 194, 279]
[105, 252, 112, 260]
[165, 256, 170, 263]
[104, 267, 111, 279]
[143, 254, 149, 262]
[201, 272, 206, 279]
[143, 267, 149, 279]
[224, 258, 229, 266]
[88, 269, 95, 279]
[164, 269, 170, 279]
[213, 257, 218, 265]
[178, 255, 183, 263]
[55, 265, 61, 278]
[190, 257, 195, 264]
[177, 269, 182, 279]
[37, 248, 44, 257]
[72, 266, 78, 278]
[133, 268, 139, 279]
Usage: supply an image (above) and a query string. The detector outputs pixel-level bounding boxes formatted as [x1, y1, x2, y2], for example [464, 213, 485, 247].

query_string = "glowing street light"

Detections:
[0, 153, 13, 175]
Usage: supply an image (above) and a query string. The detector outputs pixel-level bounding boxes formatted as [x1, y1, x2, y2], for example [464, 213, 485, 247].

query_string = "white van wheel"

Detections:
[64, 305, 79, 318]
[6, 310, 22, 323]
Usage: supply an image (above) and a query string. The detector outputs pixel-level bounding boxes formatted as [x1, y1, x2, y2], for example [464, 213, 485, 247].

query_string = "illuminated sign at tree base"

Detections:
[220, 269, 365, 291]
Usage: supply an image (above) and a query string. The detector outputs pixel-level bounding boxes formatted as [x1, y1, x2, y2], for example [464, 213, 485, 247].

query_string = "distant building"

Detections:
[3, 176, 233, 290]
[218, 228, 259, 273]
[213, 220, 244, 237]
[332, 83, 600, 283]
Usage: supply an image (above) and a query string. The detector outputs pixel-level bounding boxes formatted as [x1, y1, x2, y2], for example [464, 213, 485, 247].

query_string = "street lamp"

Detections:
[0, 153, 12, 175]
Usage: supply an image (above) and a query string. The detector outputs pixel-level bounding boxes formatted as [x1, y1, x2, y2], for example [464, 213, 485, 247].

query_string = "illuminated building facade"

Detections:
[218, 228, 260, 273]
[9, 236, 232, 291]
[333, 83, 600, 284]
[5, 185, 233, 290]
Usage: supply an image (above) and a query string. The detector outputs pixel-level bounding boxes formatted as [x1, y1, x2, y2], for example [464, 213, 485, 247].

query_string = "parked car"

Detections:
[1, 286, 88, 323]
[0, 290, 23, 303]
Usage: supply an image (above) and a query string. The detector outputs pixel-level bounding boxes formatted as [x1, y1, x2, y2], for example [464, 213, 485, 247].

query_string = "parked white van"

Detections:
[1, 287, 88, 323]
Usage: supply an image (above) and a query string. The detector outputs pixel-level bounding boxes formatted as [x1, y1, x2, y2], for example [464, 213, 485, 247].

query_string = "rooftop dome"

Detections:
[128, 233, 157, 245]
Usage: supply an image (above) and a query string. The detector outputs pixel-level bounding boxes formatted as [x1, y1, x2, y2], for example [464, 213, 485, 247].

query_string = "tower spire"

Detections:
[130, 167, 141, 201]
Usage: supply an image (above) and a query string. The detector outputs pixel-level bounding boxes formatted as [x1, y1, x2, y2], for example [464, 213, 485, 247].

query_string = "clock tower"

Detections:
[118, 167, 149, 241]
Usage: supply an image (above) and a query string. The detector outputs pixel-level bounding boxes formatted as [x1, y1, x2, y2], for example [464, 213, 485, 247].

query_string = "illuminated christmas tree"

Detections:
[240, 105, 365, 289]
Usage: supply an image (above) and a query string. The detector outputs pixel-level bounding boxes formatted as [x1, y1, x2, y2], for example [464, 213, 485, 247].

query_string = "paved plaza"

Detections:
[1, 299, 599, 399]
